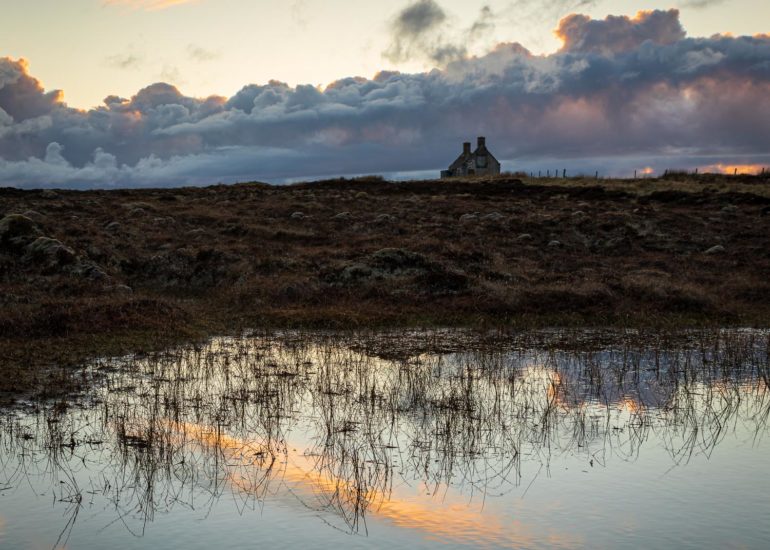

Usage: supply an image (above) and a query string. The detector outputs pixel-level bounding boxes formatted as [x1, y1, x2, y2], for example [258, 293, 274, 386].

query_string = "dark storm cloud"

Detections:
[1, 8, 770, 188]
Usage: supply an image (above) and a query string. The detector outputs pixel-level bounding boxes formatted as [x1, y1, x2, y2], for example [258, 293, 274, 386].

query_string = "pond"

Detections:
[1, 330, 768, 549]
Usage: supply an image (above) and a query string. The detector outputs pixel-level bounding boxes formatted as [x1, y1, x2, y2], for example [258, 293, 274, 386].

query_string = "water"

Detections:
[1, 330, 768, 549]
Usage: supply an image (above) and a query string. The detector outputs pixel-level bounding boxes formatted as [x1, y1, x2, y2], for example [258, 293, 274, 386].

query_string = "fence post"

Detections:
[547, 170, 550, 178]
[634, 170, 637, 179]
[562, 169, 566, 178]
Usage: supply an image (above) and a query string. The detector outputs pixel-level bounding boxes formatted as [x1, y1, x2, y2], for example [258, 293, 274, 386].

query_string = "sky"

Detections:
[1, 0, 769, 187]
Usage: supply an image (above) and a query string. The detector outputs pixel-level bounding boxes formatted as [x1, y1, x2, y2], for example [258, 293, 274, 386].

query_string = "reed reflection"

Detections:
[1, 330, 768, 547]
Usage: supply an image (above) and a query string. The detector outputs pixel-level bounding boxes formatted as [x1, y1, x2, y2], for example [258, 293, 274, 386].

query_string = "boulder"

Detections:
[370, 248, 429, 271]
[704, 245, 726, 255]
[291, 211, 305, 220]
[374, 214, 395, 224]
[21, 210, 45, 222]
[482, 212, 504, 221]
[24, 236, 76, 265]
[72, 262, 109, 280]
[339, 263, 374, 282]
[0, 214, 42, 249]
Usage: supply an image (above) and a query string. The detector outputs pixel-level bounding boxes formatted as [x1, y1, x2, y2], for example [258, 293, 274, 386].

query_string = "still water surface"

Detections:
[1, 330, 768, 549]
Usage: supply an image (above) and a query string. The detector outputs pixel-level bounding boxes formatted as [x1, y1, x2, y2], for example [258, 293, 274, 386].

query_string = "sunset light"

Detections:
[1, 5, 770, 547]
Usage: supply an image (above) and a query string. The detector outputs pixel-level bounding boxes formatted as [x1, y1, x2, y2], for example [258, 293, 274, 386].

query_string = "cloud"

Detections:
[680, 0, 728, 8]
[384, 0, 451, 64]
[384, 1, 499, 66]
[187, 45, 220, 62]
[556, 9, 686, 54]
[103, 0, 197, 10]
[105, 53, 144, 69]
[290, 0, 309, 28]
[1, 9, 770, 188]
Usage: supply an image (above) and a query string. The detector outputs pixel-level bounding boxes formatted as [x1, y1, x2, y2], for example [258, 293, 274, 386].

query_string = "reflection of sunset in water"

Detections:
[4, 330, 769, 550]
[161, 420, 582, 547]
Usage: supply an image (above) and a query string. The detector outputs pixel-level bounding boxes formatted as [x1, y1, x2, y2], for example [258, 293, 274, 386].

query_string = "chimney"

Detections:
[477, 136, 486, 148]
[463, 142, 471, 155]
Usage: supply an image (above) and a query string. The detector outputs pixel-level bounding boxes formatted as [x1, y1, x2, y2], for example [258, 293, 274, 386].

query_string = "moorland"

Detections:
[1, 173, 769, 399]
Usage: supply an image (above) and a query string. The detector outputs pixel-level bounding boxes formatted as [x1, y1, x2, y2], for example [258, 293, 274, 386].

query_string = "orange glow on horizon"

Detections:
[699, 163, 766, 175]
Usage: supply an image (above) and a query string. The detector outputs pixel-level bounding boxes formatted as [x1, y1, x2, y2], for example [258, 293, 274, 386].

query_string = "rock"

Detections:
[86, 245, 105, 261]
[21, 210, 45, 222]
[482, 212, 504, 221]
[721, 204, 738, 214]
[25, 237, 76, 265]
[40, 189, 58, 199]
[123, 201, 156, 212]
[370, 248, 429, 271]
[291, 211, 305, 220]
[332, 212, 352, 220]
[152, 216, 175, 226]
[0, 214, 40, 239]
[705, 245, 726, 255]
[339, 263, 374, 282]
[460, 213, 479, 222]
[105, 221, 121, 232]
[0, 214, 42, 249]
[547, 240, 562, 248]
[374, 214, 395, 223]
[517, 233, 533, 242]
[74, 262, 109, 280]
[602, 236, 628, 250]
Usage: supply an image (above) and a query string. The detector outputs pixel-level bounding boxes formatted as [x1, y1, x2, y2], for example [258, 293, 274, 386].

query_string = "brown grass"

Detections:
[1, 174, 769, 399]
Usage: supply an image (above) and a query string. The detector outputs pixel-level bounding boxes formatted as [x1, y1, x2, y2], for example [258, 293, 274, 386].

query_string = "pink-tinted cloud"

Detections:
[556, 9, 686, 54]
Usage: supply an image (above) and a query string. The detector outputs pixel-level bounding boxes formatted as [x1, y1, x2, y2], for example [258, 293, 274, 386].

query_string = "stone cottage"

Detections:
[441, 137, 501, 178]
